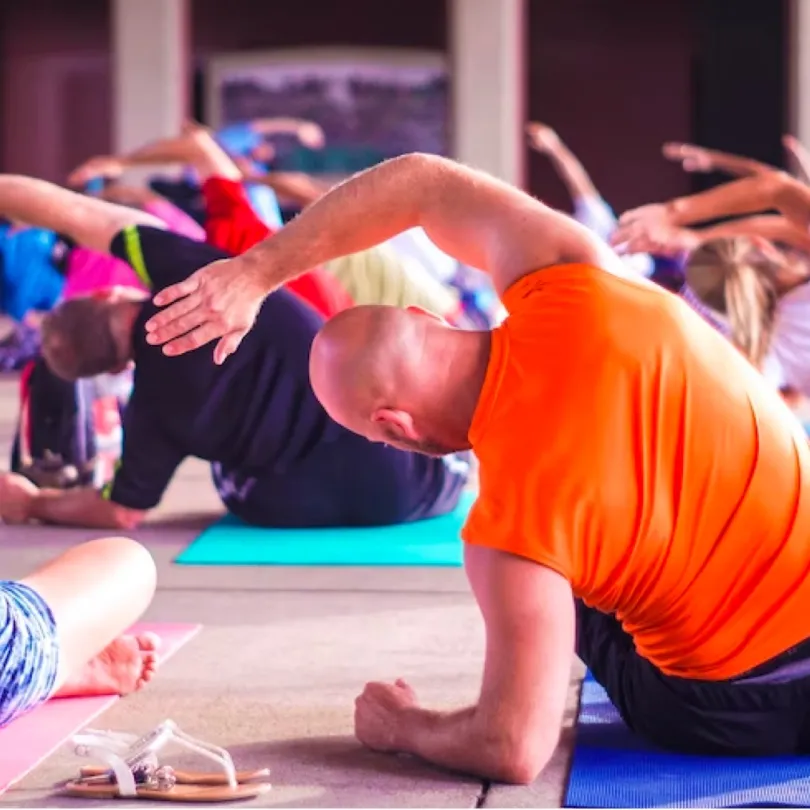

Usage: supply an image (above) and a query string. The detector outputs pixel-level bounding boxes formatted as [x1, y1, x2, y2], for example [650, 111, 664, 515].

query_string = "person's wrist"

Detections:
[238, 249, 277, 296]
[394, 705, 436, 754]
[23, 492, 40, 523]
[666, 198, 690, 227]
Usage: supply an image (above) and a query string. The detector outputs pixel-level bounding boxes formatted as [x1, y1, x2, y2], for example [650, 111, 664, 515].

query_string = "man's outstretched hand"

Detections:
[145, 257, 270, 364]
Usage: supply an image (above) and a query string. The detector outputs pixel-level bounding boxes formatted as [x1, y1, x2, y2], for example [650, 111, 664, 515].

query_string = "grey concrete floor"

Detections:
[0, 369, 581, 808]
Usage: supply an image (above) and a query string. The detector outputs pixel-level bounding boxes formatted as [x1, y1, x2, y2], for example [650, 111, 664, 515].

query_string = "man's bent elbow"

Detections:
[485, 735, 556, 785]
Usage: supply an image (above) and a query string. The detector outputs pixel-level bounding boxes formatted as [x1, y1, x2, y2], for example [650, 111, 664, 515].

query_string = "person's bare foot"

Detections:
[54, 633, 160, 699]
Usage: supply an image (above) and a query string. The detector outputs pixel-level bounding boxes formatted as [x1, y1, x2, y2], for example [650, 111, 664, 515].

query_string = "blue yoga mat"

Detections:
[175, 491, 474, 567]
[566, 673, 810, 808]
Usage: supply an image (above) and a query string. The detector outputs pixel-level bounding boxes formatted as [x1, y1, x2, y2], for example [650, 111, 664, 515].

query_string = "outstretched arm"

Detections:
[250, 118, 325, 149]
[69, 126, 243, 188]
[526, 122, 601, 202]
[695, 214, 810, 252]
[0, 175, 163, 254]
[612, 171, 810, 251]
[145, 152, 621, 361]
[662, 142, 777, 178]
[244, 168, 332, 207]
[612, 212, 810, 259]
[353, 546, 574, 783]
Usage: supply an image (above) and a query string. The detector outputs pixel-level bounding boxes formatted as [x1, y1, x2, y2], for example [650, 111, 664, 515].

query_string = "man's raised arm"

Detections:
[612, 170, 810, 253]
[145, 153, 619, 362]
[0, 175, 163, 254]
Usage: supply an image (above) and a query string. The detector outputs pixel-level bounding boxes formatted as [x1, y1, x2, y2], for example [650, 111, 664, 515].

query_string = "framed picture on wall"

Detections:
[205, 47, 449, 175]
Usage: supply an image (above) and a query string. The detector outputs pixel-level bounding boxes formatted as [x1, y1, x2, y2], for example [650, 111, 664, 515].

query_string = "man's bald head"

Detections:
[310, 305, 484, 456]
[310, 305, 416, 422]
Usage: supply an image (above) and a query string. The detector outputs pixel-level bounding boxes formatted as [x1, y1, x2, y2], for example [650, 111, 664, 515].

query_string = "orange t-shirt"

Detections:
[462, 263, 810, 681]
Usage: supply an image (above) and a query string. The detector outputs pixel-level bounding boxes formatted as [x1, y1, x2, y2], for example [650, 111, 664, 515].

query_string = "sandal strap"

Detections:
[72, 738, 137, 798]
[73, 720, 238, 791]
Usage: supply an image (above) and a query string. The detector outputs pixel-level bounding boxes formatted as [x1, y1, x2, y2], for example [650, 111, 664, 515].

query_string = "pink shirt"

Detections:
[143, 199, 205, 242]
[63, 247, 145, 299]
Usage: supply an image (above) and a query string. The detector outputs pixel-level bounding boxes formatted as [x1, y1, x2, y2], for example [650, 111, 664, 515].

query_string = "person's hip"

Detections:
[211, 441, 471, 528]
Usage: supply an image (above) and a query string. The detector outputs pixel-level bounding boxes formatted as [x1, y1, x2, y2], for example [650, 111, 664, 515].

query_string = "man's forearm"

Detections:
[0, 175, 163, 252]
[397, 705, 545, 784]
[29, 488, 134, 529]
[121, 138, 199, 169]
[695, 214, 810, 252]
[0, 175, 87, 234]
[236, 153, 513, 291]
[702, 150, 775, 179]
[665, 173, 787, 227]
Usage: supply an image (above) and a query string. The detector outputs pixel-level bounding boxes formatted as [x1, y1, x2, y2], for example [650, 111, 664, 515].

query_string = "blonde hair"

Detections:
[685, 237, 780, 369]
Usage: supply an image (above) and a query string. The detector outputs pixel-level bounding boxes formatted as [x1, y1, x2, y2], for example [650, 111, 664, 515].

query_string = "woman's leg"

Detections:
[22, 536, 157, 695]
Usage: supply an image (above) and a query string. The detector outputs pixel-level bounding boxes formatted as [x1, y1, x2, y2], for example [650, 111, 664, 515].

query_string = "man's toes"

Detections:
[137, 632, 161, 652]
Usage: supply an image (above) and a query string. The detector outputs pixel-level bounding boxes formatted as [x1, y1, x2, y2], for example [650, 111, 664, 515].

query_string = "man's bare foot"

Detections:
[54, 633, 160, 699]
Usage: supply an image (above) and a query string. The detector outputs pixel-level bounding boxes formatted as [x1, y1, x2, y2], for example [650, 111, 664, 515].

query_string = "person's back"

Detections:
[130, 274, 344, 471]
[111, 226, 468, 527]
[465, 262, 810, 680]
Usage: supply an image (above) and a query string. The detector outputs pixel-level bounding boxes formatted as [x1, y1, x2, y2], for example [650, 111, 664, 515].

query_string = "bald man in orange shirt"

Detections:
[137, 154, 810, 784]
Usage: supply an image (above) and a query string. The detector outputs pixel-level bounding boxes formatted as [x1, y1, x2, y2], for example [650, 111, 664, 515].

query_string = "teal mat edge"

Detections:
[174, 490, 475, 567]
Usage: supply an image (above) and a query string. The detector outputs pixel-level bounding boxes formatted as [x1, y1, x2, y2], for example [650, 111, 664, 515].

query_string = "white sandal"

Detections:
[62, 720, 270, 802]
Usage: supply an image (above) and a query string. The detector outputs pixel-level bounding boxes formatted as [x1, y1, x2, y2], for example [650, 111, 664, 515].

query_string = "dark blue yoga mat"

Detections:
[565, 673, 810, 808]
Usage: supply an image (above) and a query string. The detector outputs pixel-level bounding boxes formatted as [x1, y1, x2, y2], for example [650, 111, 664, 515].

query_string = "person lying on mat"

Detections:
[0, 174, 469, 530]
[0, 536, 157, 728]
[142, 151, 810, 783]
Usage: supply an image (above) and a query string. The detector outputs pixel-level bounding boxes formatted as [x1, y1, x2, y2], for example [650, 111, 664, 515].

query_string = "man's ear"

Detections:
[371, 408, 419, 441]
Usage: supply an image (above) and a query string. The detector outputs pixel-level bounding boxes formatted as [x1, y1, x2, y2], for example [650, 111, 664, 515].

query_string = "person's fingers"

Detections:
[146, 303, 210, 347]
[661, 142, 685, 159]
[161, 323, 224, 357]
[145, 292, 203, 338]
[213, 331, 245, 366]
[151, 277, 201, 309]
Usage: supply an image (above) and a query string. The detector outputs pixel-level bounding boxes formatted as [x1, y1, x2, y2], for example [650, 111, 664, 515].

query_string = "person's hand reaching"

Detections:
[662, 142, 714, 173]
[354, 679, 419, 754]
[144, 257, 271, 364]
[526, 122, 561, 154]
[0, 472, 39, 525]
[68, 156, 127, 187]
[297, 122, 326, 150]
[611, 204, 699, 257]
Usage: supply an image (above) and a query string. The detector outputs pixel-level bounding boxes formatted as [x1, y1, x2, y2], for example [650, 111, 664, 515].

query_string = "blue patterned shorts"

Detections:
[0, 582, 59, 727]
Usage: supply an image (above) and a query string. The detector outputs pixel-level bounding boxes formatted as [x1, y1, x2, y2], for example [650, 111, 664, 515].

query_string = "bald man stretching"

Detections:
[145, 154, 810, 783]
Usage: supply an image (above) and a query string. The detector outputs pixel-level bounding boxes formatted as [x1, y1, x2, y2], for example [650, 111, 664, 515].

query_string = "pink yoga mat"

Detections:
[0, 622, 201, 794]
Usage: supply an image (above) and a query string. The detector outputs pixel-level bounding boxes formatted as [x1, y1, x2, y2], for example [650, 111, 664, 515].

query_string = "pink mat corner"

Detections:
[0, 621, 201, 794]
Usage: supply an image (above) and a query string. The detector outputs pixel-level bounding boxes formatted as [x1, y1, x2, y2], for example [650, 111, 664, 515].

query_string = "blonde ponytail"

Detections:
[685, 237, 779, 369]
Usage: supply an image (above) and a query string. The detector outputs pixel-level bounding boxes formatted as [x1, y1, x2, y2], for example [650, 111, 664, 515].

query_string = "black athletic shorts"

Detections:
[577, 601, 810, 755]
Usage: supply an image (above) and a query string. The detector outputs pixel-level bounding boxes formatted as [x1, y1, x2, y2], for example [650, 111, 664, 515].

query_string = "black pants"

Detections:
[577, 602, 810, 755]
[211, 433, 470, 528]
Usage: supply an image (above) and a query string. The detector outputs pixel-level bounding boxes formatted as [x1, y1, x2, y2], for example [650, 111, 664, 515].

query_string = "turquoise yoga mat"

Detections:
[175, 491, 474, 567]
